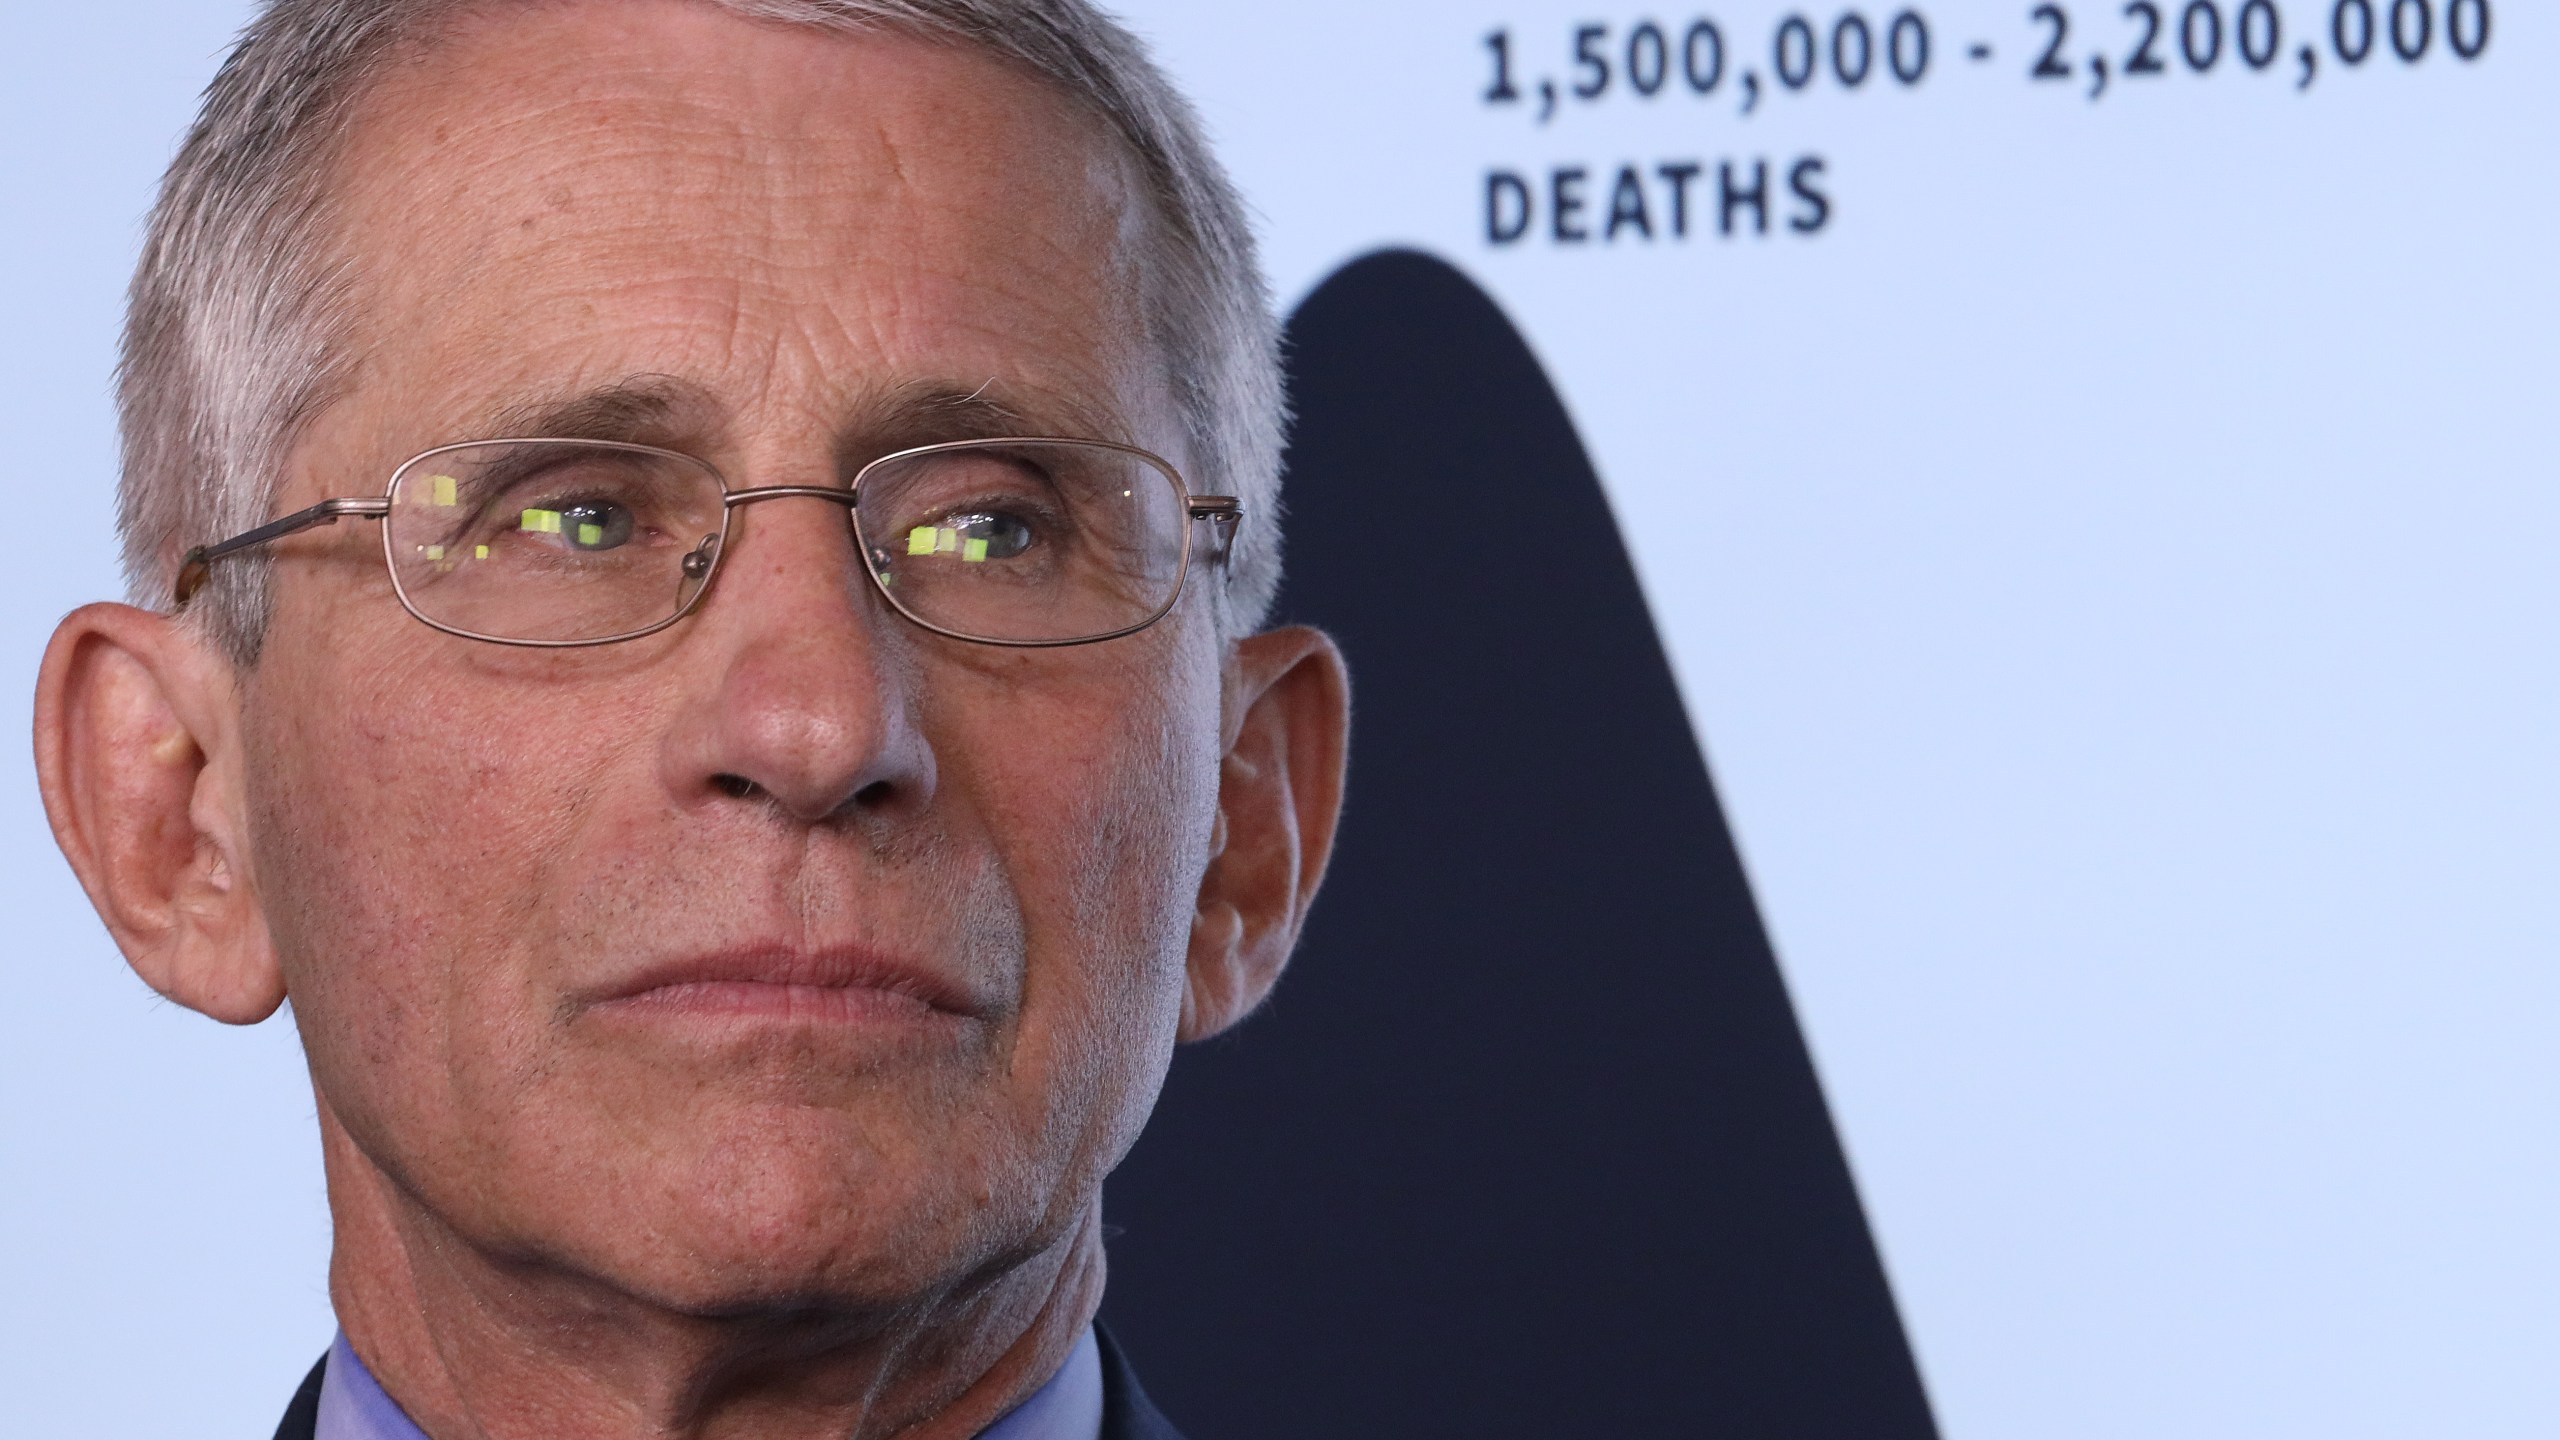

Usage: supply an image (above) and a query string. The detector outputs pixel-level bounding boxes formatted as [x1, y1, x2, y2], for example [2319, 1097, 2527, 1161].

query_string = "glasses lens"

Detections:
[856, 441, 1189, 644]
[387, 441, 727, 644]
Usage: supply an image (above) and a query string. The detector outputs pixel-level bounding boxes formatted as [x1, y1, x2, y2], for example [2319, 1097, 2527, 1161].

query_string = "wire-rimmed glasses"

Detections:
[173, 437, 1242, 648]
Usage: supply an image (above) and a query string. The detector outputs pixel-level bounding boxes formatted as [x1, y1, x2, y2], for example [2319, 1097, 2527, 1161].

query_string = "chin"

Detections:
[513, 1096, 1063, 1317]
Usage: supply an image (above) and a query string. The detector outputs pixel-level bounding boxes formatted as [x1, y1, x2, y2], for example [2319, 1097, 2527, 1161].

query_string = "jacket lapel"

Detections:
[272, 1355, 324, 1440]
[1096, 1325, 1188, 1440]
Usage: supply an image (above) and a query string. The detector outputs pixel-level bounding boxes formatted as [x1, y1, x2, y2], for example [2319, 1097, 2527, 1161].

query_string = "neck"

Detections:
[317, 1109, 1104, 1440]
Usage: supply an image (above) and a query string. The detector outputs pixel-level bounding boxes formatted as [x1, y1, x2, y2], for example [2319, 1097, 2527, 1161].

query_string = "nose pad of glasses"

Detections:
[1204, 513, 1241, 567]
[682, 535, 719, 580]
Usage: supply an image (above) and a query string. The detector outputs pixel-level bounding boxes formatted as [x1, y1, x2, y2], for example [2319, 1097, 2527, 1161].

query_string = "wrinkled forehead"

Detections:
[317, 0, 1162, 458]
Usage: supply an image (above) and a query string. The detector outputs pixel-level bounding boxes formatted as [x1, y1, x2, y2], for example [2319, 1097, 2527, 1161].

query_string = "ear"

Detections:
[1181, 625, 1350, 1042]
[33, 603, 282, 1025]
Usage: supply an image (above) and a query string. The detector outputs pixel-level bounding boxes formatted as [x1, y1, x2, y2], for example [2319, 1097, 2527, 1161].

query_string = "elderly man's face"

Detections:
[237, 3, 1225, 1309]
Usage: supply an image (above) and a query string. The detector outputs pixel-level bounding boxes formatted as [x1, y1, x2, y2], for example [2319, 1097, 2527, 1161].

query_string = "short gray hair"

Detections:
[120, 0, 1286, 658]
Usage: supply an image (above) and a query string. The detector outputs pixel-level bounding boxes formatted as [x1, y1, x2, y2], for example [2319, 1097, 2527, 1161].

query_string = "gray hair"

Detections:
[120, 0, 1286, 659]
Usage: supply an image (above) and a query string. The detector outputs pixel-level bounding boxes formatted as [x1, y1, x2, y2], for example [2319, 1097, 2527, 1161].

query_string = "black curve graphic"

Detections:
[1102, 249, 1938, 1440]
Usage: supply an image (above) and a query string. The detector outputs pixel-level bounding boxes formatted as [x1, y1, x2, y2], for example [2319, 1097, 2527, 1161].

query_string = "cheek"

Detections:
[937, 650, 1221, 1126]
[242, 634, 647, 1127]
[1006, 661, 1216, 930]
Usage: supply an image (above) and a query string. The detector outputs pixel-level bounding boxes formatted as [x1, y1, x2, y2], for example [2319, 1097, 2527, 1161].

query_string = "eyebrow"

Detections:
[467, 373, 1136, 467]
[850, 380, 1130, 455]
[484, 375, 721, 444]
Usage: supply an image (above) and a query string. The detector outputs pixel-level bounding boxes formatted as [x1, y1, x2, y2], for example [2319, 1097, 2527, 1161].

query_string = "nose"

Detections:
[657, 493, 936, 826]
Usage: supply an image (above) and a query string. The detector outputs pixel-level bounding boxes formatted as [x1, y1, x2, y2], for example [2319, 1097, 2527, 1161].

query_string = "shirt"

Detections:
[315, 1324, 1105, 1440]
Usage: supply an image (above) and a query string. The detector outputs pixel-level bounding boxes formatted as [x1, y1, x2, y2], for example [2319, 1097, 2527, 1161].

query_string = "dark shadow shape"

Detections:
[1102, 250, 1937, 1439]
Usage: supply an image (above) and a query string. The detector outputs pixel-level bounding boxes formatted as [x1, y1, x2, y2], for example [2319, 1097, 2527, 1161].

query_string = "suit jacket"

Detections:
[271, 1325, 1186, 1440]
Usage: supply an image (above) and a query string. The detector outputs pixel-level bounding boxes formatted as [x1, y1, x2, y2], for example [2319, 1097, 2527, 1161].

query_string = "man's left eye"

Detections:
[902, 511, 1039, 564]
[957, 512, 1036, 560]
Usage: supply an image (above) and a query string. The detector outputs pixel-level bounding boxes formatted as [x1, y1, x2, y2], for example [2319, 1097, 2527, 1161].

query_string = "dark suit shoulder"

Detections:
[1096, 1324, 1188, 1440]
[273, 1354, 325, 1440]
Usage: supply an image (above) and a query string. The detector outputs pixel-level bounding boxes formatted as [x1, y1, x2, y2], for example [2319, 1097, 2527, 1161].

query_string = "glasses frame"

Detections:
[174, 435, 1244, 650]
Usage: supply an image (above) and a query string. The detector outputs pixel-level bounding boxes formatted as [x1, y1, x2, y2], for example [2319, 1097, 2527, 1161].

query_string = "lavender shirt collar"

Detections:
[316, 1326, 1105, 1440]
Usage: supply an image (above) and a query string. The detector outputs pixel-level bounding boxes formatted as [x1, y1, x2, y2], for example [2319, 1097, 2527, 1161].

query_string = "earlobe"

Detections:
[33, 603, 283, 1025]
[1180, 626, 1350, 1043]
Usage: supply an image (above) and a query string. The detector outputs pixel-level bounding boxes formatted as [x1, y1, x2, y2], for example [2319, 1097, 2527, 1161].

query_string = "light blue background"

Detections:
[2, 7, 336, 1438]
[5, 3, 2554, 1437]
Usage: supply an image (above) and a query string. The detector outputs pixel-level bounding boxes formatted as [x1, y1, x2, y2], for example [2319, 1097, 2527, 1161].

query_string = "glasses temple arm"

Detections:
[174, 497, 393, 607]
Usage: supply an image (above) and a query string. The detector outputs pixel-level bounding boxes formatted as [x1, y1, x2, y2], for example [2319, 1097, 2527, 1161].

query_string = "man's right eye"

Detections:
[517, 498, 638, 551]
